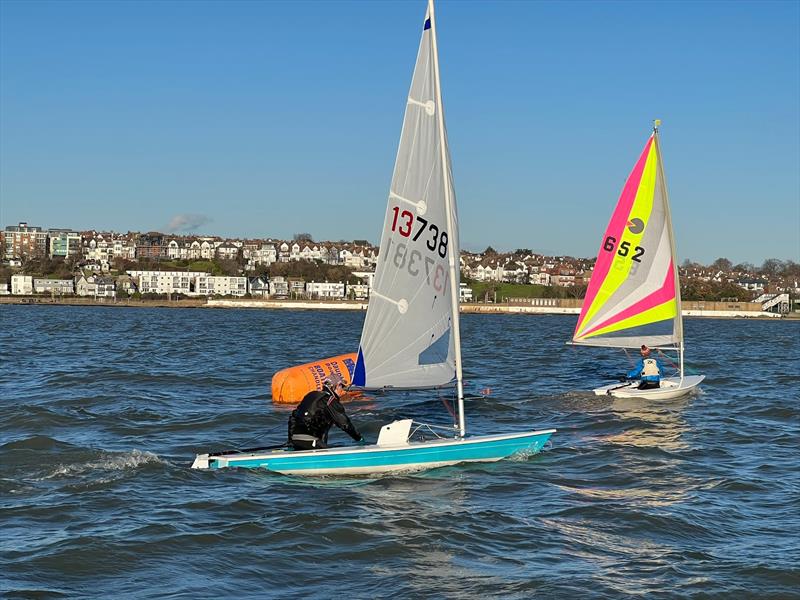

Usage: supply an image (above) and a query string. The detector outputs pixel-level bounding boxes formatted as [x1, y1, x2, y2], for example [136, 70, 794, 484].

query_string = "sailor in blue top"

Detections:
[625, 345, 664, 390]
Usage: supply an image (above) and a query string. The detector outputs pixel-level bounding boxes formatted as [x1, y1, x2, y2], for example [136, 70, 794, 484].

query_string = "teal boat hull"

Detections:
[192, 429, 556, 476]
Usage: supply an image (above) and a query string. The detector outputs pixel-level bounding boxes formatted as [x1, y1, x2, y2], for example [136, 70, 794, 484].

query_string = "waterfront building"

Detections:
[459, 283, 474, 303]
[75, 273, 116, 298]
[287, 277, 306, 298]
[33, 279, 74, 295]
[194, 275, 247, 297]
[347, 282, 369, 300]
[351, 271, 375, 290]
[115, 274, 138, 296]
[306, 281, 345, 300]
[269, 276, 289, 298]
[11, 274, 33, 295]
[75, 274, 97, 297]
[2, 223, 48, 259]
[127, 270, 201, 295]
[94, 276, 116, 298]
[248, 276, 270, 297]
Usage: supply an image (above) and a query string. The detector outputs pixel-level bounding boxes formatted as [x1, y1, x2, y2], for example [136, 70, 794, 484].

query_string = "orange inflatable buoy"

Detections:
[271, 353, 359, 404]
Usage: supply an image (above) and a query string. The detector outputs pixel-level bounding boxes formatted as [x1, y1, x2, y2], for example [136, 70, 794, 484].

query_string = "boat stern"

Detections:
[191, 454, 211, 470]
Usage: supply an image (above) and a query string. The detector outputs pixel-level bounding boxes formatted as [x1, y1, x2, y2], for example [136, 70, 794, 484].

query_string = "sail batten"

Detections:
[573, 129, 681, 349]
[353, 1, 460, 391]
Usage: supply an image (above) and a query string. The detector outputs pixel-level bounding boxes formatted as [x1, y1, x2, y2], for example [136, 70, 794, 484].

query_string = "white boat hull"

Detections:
[593, 375, 705, 399]
[191, 429, 555, 476]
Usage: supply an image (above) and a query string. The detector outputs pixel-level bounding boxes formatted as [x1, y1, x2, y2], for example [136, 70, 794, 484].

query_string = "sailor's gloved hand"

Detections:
[357, 437, 367, 446]
[619, 376, 629, 382]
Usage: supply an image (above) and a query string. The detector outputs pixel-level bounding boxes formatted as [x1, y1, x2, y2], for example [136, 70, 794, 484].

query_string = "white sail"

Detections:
[352, 2, 460, 390]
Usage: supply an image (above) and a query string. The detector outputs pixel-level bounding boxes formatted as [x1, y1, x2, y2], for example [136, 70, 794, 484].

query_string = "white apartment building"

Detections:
[194, 275, 248, 297]
[11, 274, 33, 295]
[128, 270, 203, 295]
[306, 281, 345, 299]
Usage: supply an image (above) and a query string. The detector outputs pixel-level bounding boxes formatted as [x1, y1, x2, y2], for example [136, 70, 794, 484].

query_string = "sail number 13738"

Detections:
[391, 207, 448, 259]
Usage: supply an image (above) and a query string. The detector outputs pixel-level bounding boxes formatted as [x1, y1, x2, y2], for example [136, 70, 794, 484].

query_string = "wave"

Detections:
[39, 449, 164, 481]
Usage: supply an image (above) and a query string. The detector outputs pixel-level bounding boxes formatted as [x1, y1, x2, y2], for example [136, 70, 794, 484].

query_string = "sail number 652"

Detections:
[603, 236, 645, 263]
[391, 206, 448, 259]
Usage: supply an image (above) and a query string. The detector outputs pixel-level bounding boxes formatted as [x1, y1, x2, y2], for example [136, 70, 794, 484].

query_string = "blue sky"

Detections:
[1, 0, 798, 265]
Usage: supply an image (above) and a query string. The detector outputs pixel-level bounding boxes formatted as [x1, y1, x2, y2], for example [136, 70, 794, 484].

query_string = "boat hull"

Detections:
[593, 375, 705, 399]
[191, 429, 556, 476]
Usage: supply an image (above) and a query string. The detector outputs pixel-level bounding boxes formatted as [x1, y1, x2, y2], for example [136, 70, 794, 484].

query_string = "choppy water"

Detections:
[1, 305, 798, 598]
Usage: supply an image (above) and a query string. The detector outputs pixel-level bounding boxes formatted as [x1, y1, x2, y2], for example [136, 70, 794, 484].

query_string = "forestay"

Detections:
[572, 131, 682, 349]
[353, 5, 459, 389]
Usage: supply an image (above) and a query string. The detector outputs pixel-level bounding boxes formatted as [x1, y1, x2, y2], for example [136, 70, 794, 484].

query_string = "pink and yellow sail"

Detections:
[572, 127, 682, 349]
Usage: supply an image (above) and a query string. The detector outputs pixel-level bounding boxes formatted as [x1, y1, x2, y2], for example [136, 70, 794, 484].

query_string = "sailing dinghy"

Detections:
[192, 0, 555, 475]
[571, 122, 705, 400]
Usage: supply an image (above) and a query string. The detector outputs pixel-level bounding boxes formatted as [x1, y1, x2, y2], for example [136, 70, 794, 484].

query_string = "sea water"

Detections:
[1, 305, 798, 598]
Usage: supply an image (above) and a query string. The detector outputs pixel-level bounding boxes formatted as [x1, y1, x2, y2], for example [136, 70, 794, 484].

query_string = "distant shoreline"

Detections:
[0, 296, 791, 319]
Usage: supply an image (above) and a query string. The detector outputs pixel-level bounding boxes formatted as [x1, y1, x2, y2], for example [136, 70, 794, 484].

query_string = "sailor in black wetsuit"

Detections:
[287, 374, 364, 450]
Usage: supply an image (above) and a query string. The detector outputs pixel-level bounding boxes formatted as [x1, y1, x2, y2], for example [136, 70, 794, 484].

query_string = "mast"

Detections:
[429, 0, 465, 436]
[653, 119, 684, 381]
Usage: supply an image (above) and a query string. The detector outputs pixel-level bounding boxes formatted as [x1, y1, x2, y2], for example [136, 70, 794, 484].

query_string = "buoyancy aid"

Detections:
[642, 358, 661, 377]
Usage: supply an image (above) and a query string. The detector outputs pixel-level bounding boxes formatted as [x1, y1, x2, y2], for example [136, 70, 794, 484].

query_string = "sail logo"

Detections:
[627, 218, 645, 234]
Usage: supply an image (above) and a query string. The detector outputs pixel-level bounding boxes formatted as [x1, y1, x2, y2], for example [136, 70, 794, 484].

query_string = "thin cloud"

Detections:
[166, 214, 212, 233]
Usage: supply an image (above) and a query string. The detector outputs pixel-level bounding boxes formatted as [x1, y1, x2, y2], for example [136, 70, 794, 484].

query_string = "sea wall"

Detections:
[0, 296, 782, 317]
[206, 299, 368, 310]
[205, 298, 780, 318]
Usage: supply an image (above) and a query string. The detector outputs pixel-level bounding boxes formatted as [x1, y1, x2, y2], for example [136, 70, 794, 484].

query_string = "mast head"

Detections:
[653, 118, 662, 132]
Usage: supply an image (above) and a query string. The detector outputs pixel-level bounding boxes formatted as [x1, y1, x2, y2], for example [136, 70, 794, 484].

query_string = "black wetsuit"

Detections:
[287, 389, 362, 450]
